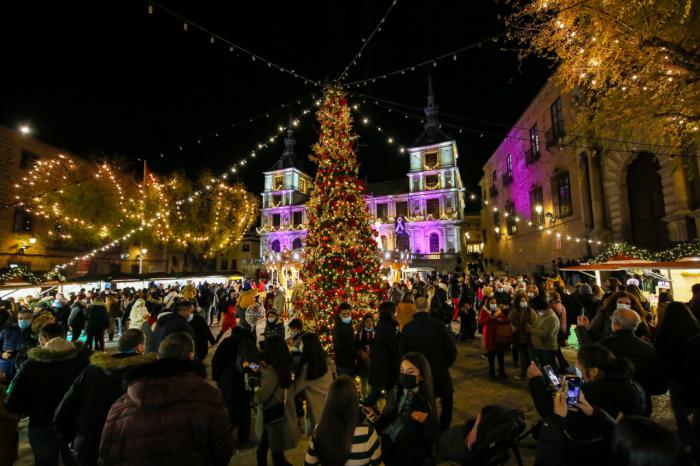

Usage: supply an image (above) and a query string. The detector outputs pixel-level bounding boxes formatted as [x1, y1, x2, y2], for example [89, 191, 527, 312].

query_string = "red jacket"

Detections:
[99, 358, 235, 466]
[479, 307, 509, 352]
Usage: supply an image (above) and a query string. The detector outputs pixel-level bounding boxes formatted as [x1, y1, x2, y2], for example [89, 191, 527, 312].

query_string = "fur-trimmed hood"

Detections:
[90, 351, 157, 373]
[27, 340, 86, 363]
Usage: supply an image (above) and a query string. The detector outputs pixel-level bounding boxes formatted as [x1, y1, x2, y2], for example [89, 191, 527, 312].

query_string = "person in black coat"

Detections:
[534, 383, 617, 466]
[364, 302, 400, 406]
[189, 310, 216, 360]
[4, 323, 90, 466]
[654, 301, 700, 448]
[527, 344, 646, 430]
[333, 303, 357, 378]
[211, 326, 258, 445]
[599, 308, 667, 415]
[152, 301, 195, 351]
[54, 329, 155, 466]
[84, 297, 109, 351]
[399, 297, 457, 432]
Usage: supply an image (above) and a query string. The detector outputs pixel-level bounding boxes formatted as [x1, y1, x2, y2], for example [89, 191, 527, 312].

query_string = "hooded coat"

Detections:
[54, 351, 157, 466]
[98, 358, 235, 466]
[4, 338, 90, 429]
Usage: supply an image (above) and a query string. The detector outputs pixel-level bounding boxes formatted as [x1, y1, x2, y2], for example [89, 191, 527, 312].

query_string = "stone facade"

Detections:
[479, 77, 699, 274]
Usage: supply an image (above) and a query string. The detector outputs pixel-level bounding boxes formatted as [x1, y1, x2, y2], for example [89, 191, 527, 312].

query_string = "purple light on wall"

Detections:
[499, 128, 533, 219]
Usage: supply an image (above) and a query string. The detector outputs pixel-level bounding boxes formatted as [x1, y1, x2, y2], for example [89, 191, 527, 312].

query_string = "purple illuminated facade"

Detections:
[258, 79, 467, 263]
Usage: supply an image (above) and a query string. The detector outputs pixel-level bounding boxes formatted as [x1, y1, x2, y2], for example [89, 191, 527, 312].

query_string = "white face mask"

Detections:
[527, 292, 535, 298]
[519, 301, 528, 309]
[489, 303, 497, 310]
[616, 303, 631, 310]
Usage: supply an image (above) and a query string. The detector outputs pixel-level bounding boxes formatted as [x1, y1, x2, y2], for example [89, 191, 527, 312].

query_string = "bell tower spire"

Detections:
[424, 75, 439, 131]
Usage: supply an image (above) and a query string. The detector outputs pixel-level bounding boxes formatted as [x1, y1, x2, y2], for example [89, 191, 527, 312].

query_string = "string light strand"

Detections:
[149, 1, 321, 86]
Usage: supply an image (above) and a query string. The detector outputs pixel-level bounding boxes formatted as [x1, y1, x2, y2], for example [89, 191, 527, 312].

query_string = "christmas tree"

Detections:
[299, 86, 384, 345]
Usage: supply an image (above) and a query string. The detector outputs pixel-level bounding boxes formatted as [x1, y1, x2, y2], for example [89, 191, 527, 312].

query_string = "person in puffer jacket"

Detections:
[98, 332, 235, 466]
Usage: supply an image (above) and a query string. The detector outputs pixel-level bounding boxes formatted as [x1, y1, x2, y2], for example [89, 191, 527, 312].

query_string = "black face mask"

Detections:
[399, 373, 419, 389]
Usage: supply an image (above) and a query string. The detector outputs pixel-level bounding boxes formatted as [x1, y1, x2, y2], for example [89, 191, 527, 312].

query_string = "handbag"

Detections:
[495, 321, 513, 346]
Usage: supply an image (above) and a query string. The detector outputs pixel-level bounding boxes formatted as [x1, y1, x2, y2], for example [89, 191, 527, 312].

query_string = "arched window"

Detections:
[396, 232, 410, 251]
[380, 235, 387, 250]
[429, 233, 440, 253]
[292, 237, 303, 250]
[270, 239, 281, 253]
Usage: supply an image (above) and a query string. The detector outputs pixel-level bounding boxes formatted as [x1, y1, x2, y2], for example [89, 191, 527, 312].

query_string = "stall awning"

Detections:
[560, 258, 700, 271]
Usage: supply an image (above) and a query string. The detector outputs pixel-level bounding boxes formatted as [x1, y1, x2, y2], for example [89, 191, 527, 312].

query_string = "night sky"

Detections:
[0, 1, 550, 202]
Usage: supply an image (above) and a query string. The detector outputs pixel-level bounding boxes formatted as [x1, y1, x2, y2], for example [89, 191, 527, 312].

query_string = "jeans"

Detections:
[487, 350, 505, 376]
[28, 427, 61, 466]
[70, 325, 83, 342]
[85, 328, 105, 351]
[516, 344, 531, 376]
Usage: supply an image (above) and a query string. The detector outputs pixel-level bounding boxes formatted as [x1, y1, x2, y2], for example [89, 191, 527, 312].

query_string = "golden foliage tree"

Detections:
[14, 155, 258, 261]
[507, 0, 700, 152]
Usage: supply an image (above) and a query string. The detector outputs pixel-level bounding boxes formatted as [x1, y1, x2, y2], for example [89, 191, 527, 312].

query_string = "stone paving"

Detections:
[13, 328, 675, 465]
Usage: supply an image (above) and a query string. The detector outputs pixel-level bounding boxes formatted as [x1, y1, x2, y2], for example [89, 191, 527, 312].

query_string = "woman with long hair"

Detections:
[654, 301, 700, 446]
[292, 333, 334, 434]
[365, 352, 438, 466]
[254, 336, 299, 466]
[304, 376, 382, 466]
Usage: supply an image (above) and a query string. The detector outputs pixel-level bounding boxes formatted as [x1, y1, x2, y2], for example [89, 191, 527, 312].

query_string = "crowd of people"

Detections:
[0, 271, 697, 466]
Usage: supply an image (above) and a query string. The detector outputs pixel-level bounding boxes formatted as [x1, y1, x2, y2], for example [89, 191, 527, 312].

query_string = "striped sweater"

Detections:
[304, 423, 382, 466]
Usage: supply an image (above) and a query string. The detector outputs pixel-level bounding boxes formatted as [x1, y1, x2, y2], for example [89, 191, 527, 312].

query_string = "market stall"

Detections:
[559, 255, 700, 302]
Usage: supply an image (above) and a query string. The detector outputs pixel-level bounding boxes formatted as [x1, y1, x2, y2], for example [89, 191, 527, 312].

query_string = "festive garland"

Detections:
[0, 268, 66, 286]
[589, 240, 700, 264]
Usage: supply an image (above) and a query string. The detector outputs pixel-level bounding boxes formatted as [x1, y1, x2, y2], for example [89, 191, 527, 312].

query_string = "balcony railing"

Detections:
[502, 173, 513, 187]
[545, 126, 565, 148]
[525, 147, 540, 165]
[489, 185, 498, 199]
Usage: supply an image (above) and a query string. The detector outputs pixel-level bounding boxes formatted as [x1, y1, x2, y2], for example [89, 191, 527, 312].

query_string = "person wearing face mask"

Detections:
[365, 352, 438, 466]
[333, 304, 357, 378]
[355, 314, 376, 399]
[151, 301, 195, 352]
[479, 297, 510, 379]
[0, 309, 35, 382]
[493, 282, 512, 308]
[508, 293, 538, 379]
[576, 292, 650, 345]
[262, 310, 285, 344]
[526, 300, 561, 370]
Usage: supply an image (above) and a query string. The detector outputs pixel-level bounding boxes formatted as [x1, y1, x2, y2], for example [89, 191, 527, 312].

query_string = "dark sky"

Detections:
[0, 0, 550, 201]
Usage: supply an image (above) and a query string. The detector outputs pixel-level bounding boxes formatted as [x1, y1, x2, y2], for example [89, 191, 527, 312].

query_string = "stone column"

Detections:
[578, 153, 594, 230]
[672, 156, 693, 211]
[588, 151, 607, 233]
